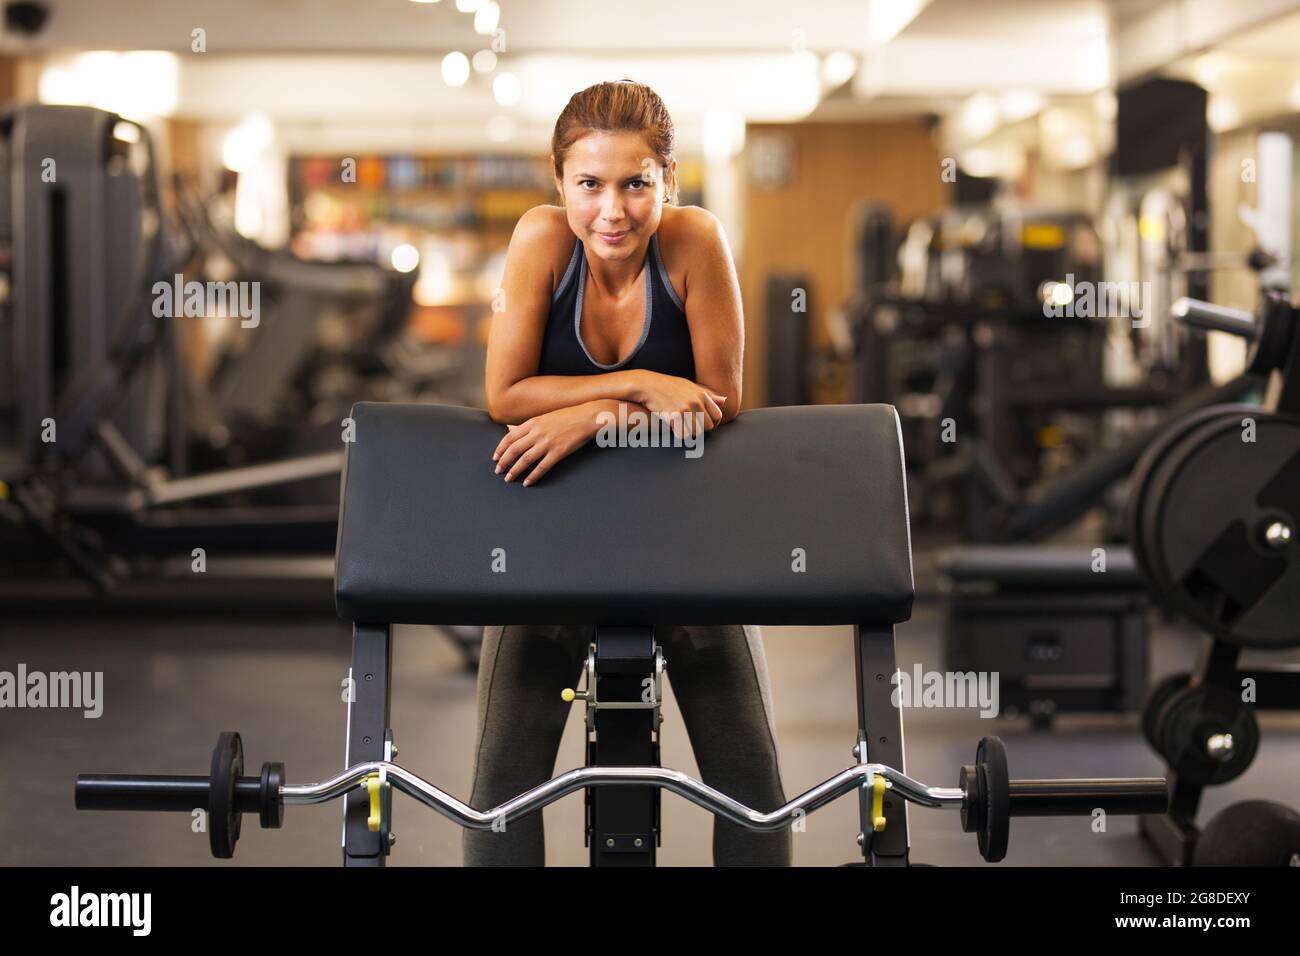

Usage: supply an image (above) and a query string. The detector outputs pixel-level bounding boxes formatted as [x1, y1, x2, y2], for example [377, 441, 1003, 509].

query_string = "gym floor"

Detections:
[7, 556, 1298, 866]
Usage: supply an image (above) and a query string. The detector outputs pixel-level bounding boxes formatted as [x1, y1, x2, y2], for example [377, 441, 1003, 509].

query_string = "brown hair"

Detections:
[550, 79, 678, 204]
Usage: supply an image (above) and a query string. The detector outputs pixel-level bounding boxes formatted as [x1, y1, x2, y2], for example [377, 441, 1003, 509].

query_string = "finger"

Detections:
[505, 443, 545, 482]
[521, 451, 559, 486]
[653, 410, 679, 440]
[495, 437, 518, 472]
[687, 403, 711, 437]
[702, 395, 724, 427]
[493, 423, 524, 461]
[680, 408, 697, 441]
[495, 433, 532, 474]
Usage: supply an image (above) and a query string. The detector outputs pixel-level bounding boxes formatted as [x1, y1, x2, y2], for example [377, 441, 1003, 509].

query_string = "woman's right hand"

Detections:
[634, 371, 727, 438]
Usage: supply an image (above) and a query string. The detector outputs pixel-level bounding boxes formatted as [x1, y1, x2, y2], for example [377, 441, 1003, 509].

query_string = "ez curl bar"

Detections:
[76, 730, 1167, 863]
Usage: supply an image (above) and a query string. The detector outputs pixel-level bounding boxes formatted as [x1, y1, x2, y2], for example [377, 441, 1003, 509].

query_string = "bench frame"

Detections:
[340, 620, 912, 867]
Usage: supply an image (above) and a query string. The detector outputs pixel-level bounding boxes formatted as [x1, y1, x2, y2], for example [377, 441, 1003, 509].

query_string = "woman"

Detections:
[469, 79, 791, 866]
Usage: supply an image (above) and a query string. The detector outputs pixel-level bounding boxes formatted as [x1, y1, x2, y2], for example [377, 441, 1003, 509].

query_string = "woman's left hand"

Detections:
[493, 404, 600, 486]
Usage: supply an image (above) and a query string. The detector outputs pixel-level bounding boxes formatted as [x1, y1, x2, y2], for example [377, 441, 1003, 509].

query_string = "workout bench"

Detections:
[76, 402, 1167, 865]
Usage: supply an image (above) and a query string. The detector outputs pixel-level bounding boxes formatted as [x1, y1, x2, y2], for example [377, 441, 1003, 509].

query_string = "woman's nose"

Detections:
[600, 196, 625, 222]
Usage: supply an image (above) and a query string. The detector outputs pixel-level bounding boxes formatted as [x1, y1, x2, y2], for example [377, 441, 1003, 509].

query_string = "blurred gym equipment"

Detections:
[173, 181, 472, 462]
[937, 284, 1296, 728]
[940, 545, 1150, 728]
[852, 202, 1232, 542]
[0, 104, 480, 662]
[929, 117, 1293, 729]
[1129, 292, 1300, 866]
[0, 105, 343, 600]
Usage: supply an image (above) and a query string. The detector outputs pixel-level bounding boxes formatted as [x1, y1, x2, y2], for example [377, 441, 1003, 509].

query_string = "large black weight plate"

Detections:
[1141, 412, 1300, 647]
[1142, 672, 1191, 753]
[1127, 404, 1260, 578]
[1138, 413, 1263, 608]
[1155, 685, 1259, 785]
[976, 736, 1010, 863]
[1194, 800, 1300, 866]
[1246, 290, 1296, 377]
[209, 732, 243, 858]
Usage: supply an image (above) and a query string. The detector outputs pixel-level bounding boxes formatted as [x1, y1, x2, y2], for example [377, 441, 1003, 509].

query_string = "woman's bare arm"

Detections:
[674, 207, 744, 423]
[484, 206, 652, 425]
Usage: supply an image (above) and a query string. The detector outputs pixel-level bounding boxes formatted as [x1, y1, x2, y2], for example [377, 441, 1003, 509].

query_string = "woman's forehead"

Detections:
[568, 130, 657, 168]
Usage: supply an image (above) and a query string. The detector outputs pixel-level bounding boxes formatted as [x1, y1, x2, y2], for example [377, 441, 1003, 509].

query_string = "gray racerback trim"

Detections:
[573, 239, 653, 370]
[651, 233, 685, 311]
[552, 237, 583, 304]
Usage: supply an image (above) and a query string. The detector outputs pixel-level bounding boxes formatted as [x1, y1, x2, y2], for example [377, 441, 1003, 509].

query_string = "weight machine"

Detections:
[75, 403, 1168, 865]
[0, 104, 481, 661]
[0, 105, 343, 596]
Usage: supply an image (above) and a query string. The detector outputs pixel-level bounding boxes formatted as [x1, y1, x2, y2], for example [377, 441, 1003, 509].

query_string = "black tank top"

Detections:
[537, 232, 695, 380]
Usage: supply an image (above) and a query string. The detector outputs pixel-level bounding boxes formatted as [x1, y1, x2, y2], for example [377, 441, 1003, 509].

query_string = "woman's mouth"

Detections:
[597, 231, 628, 244]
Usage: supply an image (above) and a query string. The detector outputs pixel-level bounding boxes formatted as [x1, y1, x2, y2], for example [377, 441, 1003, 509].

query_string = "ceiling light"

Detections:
[493, 72, 520, 106]
[442, 51, 470, 87]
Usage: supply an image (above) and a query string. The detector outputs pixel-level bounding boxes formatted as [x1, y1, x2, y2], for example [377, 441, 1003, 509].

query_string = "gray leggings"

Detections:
[463, 624, 792, 866]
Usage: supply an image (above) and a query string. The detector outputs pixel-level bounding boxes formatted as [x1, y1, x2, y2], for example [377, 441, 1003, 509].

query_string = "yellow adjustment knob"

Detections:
[0, 480, 8, 500]
[871, 775, 887, 833]
[365, 774, 382, 832]
[561, 688, 575, 703]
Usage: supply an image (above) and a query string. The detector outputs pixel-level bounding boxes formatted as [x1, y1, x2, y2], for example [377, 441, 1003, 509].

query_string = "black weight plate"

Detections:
[958, 763, 981, 836]
[1134, 407, 1263, 591]
[1142, 672, 1191, 753]
[1127, 404, 1260, 579]
[1156, 686, 1259, 785]
[1139, 416, 1245, 606]
[1246, 290, 1295, 377]
[976, 736, 1010, 863]
[1143, 412, 1300, 647]
[209, 732, 243, 859]
[259, 762, 285, 830]
[1194, 800, 1300, 866]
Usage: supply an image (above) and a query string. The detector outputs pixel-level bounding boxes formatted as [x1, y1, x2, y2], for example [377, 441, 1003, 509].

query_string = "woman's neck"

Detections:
[584, 240, 647, 299]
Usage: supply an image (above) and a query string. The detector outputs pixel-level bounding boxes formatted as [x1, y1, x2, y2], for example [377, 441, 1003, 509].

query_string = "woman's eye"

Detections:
[581, 179, 598, 189]
[628, 180, 648, 190]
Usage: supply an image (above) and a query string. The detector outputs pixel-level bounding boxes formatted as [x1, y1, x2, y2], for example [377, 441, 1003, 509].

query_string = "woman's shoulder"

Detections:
[658, 204, 723, 243]
[513, 204, 577, 250]
[658, 205, 728, 263]
[512, 205, 579, 291]
[657, 205, 728, 282]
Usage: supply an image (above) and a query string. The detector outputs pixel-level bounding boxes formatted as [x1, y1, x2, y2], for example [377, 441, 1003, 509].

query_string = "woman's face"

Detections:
[555, 130, 672, 261]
